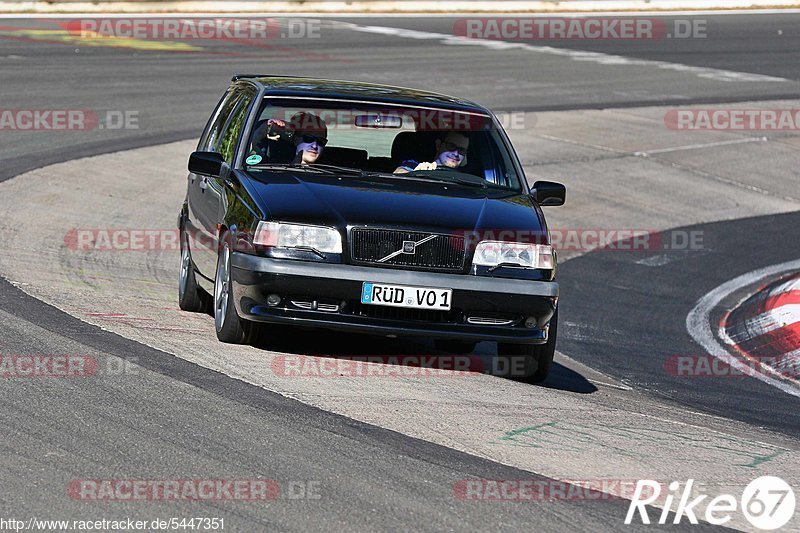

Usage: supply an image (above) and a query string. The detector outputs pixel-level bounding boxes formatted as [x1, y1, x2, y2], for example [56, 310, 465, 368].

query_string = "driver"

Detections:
[249, 112, 328, 165]
[288, 112, 328, 165]
[394, 132, 469, 173]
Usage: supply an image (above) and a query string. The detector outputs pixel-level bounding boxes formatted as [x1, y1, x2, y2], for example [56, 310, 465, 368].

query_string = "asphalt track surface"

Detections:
[4, 277, 692, 531]
[0, 12, 799, 531]
[560, 211, 800, 436]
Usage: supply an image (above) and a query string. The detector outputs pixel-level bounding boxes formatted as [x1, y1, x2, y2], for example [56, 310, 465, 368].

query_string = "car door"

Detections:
[187, 88, 253, 278]
[187, 89, 236, 279]
[204, 88, 255, 280]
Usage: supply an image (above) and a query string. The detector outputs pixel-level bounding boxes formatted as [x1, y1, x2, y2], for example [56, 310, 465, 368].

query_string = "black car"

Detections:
[179, 75, 565, 382]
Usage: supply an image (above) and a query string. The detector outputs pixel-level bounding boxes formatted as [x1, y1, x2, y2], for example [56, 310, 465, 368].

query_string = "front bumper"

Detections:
[230, 253, 558, 344]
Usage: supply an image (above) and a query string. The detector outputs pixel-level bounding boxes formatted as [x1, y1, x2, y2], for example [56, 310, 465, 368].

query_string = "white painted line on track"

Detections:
[336, 22, 790, 83]
[634, 137, 768, 157]
[539, 133, 629, 154]
[686, 258, 800, 398]
[586, 378, 633, 390]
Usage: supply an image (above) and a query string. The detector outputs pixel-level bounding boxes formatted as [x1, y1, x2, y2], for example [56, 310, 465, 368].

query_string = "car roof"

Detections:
[233, 75, 491, 114]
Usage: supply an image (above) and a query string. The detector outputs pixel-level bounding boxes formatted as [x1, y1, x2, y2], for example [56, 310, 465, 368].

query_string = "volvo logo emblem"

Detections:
[377, 234, 438, 263]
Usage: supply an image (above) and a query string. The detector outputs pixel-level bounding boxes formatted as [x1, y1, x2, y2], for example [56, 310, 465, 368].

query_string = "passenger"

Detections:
[394, 132, 469, 174]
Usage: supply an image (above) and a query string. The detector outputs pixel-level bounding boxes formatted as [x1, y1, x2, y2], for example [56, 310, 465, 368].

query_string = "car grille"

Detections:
[350, 303, 458, 323]
[349, 228, 466, 272]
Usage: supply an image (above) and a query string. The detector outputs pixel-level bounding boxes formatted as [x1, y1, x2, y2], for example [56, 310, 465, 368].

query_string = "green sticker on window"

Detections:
[246, 154, 262, 165]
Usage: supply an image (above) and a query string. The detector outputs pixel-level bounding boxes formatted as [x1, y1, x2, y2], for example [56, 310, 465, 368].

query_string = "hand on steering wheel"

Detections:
[413, 161, 438, 171]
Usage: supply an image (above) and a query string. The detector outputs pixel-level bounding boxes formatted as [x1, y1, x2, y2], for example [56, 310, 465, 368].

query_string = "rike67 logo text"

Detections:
[626, 477, 795, 530]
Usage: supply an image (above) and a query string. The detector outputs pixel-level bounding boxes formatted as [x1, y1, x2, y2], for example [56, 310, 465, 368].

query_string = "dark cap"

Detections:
[289, 112, 328, 138]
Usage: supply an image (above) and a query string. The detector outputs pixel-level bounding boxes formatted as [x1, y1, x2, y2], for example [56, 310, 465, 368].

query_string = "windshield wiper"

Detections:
[247, 163, 338, 175]
[307, 164, 395, 180]
[248, 163, 384, 178]
[404, 171, 488, 189]
[305, 164, 367, 176]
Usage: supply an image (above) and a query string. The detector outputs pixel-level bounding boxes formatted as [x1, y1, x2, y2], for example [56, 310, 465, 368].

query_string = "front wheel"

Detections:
[214, 233, 253, 344]
[497, 309, 558, 383]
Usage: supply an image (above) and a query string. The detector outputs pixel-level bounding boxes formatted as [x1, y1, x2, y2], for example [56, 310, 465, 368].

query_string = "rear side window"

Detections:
[218, 94, 253, 164]
[200, 90, 238, 152]
[201, 87, 254, 162]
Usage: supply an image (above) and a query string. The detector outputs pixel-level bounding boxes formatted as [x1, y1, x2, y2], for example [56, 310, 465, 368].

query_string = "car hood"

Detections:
[243, 171, 544, 235]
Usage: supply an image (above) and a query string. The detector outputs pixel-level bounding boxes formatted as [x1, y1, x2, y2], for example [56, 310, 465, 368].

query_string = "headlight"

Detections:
[472, 241, 554, 269]
[253, 221, 342, 254]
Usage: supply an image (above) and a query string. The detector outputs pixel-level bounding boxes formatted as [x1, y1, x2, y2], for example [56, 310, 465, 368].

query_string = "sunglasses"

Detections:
[300, 134, 328, 147]
[441, 141, 467, 156]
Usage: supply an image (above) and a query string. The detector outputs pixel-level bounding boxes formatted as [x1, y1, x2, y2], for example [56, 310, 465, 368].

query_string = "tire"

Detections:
[178, 228, 208, 312]
[497, 309, 558, 383]
[213, 232, 253, 344]
[434, 339, 477, 354]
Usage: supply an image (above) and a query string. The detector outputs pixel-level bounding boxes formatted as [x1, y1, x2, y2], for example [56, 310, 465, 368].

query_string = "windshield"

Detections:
[244, 97, 523, 190]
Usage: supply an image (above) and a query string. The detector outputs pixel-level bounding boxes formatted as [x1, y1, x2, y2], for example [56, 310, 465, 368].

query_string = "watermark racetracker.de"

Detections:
[67, 478, 321, 501]
[73, 17, 322, 41]
[665, 109, 800, 131]
[453, 17, 707, 40]
[262, 107, 529, 131]
[0, 354, 139, 379]
[664, 354, 800, 379]
[454, 478, 659, 501]
[0, 109, 139, 131]
[272, 355, 483, 378]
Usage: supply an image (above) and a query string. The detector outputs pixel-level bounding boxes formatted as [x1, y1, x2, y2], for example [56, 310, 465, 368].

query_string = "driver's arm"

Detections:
[250, 119, 293, 161]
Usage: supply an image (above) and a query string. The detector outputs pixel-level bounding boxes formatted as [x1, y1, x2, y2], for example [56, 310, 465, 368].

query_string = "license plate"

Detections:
[361, 282, 452, 310]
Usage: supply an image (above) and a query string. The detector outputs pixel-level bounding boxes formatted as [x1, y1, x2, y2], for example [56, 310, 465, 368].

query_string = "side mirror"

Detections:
[188, 151, 226, 178]
[531, 180, 566, 207]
